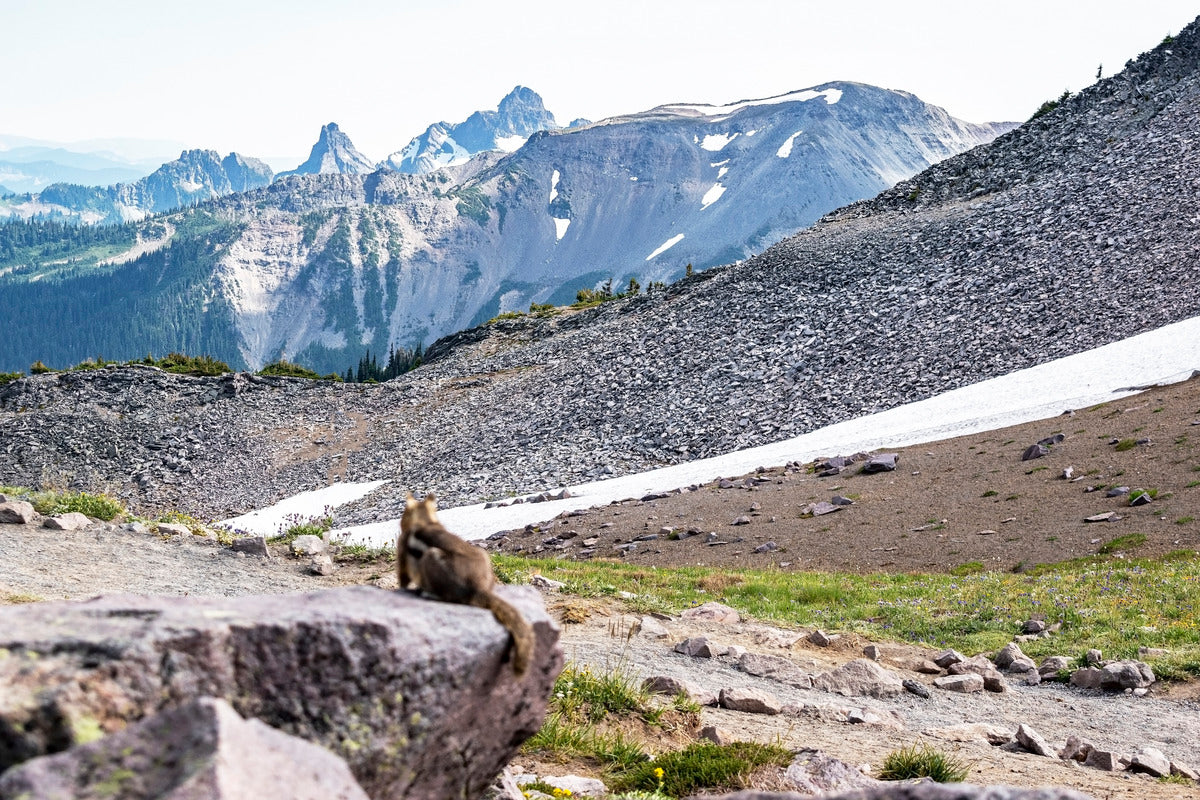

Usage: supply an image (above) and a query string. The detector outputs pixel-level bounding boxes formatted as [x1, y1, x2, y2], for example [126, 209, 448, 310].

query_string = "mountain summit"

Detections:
[280, 123, 375, 178]
[384, 86, 563, 173]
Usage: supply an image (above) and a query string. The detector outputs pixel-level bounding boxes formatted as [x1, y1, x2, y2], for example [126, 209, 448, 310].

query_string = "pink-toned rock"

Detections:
[680, 602, 740, 624]
[0, 500, 36, 525]
[0, 697, 369, 800]
[42, 512, 92, 531]
[719, 687, 782, 714]
[814, 659, 904, 698]
[0, 585, 561, 800]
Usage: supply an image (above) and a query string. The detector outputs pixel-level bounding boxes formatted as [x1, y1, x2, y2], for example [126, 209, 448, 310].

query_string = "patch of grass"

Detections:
[950, 562, 984, 576]
[611, 742, 792, 798]
[553, 662, 660, 724]
[0, 371, 23, 386]
[1096, 533, 1147, 554]
[1129, 488, 1159, 504]
[1005, 494, 1020, 501]
[258, 359, 340, 381]
[981, 490, 998, 498]
[495, 550, 1200, 676]
[1114, 438, 1137, 452]
[269, 514, 333, 544]
[335, 543, 396, 563]
[879, 743, 971, 782]
[1, 592, 44, 604]
[1158, 773, 1195, 786]
[1177, 517, 1195, 525]
[31, 490, 124, 521]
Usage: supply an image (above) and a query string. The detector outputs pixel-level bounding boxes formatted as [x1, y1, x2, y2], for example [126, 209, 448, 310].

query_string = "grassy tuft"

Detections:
[879, 743, 971, 782]
[1096, 533, 1147, 554]
[611, 741, 792, 797]
[32, 490, 125, 521]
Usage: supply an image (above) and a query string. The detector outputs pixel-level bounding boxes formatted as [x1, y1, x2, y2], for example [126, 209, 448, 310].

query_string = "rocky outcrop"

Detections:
[0, 697, 370, 800]
[710, 785, 1096, 799]
[278, 123, 375, 177]
[0, 585, 562, 799]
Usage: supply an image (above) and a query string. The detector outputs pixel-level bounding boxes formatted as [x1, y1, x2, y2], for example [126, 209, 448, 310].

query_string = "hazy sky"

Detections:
[4, 1, 1197, 169]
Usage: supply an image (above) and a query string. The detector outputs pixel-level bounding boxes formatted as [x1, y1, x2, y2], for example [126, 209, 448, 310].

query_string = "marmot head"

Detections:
[401, 492, 440, 534]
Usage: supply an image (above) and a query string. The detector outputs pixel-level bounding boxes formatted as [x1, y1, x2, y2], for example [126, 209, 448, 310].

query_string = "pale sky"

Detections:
[3, 1, 1197, 170]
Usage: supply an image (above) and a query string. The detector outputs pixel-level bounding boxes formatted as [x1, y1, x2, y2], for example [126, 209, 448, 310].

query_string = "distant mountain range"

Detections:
[0, 81, 1012, 374]
[384, 86, 582, 174]
[0, 134, 182, 193]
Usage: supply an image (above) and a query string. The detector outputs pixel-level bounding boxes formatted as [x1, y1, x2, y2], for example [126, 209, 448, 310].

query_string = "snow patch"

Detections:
[709, 159, 729, 168]
[717, 166, 729, 179]
[549, 169, 560, 203]
[179, 178, 204, 193]
[220, 480, 388, 537]
[700, 183, 726, 210]
[664, 87, 845, 118]
[630, 176, 638, 181]
[700, 133, 739, 152]
[495, 134, 527, 152]
[777, 130, 804, 159]
[745, 129, 758, 136]
[327, 313, 1200, 546]
[646, 233, 685, 260]
[553, 217, 570, 240]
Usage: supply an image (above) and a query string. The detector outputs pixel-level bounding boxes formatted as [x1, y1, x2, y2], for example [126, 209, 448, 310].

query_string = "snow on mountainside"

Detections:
[0, 149, 273, 224]
[383, 86, 564, 174]
[0, 81, 1010, 374]
[278, 123, 375, 177]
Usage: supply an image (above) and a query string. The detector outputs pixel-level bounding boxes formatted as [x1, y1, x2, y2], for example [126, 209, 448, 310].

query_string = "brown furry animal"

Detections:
[398, 493, 533, 676]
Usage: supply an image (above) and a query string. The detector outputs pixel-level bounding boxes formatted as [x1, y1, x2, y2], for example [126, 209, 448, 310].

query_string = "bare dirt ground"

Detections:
[492, 375, 1200, 574]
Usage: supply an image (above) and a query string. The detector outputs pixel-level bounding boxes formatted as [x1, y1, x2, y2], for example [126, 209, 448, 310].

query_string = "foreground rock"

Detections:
[0, 585, 561, 799]
[0, 697, 369, 800]
[709, 784, 1096, 799]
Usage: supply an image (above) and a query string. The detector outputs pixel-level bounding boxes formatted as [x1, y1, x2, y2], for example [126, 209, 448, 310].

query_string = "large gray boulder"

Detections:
[813, 658, 905, 698]
[0, 585, 562, 800]
[0, 696, 369, 800]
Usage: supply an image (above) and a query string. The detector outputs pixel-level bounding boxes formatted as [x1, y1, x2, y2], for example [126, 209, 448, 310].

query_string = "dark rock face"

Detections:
[0, 697, 370, 800]
[0, 585, 561, 800]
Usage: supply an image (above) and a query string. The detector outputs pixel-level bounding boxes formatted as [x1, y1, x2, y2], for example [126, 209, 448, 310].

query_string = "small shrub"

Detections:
[32, 490, 125, 521]
[879, 743, 971, 783]
[0, 371, 23, 386]
[30, 360, 54, 374]
[258, 359, 322, 379]
[981, 490, 998, 498]
[951, 562, 984, 576]
[1114, 438, 1136, 452]
[270, 514, 333, 544]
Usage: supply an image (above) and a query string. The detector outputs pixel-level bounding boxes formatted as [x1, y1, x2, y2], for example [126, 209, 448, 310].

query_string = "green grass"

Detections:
[611, 742, 792, 798]
[1096, 533, 1148, 554]
[981, 490, 998, 498]
[1115, 438, 1137, 452]
[269, 514, 333, 545]
[552, 662, 661, 724]
[494, 552, 1200, 676]
[878, 744, 971, 782]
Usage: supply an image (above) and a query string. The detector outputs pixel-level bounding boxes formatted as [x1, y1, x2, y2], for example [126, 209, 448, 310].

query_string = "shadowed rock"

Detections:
[0, 696, 369, 800]
[708, 783, 1096, 799]
[0, 585, 561, 800]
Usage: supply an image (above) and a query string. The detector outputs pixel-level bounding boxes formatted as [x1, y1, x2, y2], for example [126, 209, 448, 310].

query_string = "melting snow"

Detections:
[179, 179, 204, 193]
[777, 130, 804, 159]
[717, 166, 729, 179]
[700, 183, 726, 210]
[221, 480, 388, 537]
[495, 134, 527, 152]
[549, 169, 560, 203]
[646, 233, 685, 260]
[280, 314, 1200, 547]
[553, 217, 570, 240]
[745, 129, 758, 136]
[700, 133, 739, 152]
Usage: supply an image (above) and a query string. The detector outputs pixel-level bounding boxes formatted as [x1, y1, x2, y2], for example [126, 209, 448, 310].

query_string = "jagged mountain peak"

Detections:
[280, 122, 375, 178]
[383, 86, 560, 174]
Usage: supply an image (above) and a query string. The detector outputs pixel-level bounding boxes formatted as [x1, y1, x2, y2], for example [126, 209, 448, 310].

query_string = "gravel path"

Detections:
[550, 603, 1200, 800]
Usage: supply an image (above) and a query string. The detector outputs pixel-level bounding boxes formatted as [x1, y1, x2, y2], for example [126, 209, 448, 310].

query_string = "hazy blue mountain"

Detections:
[384, 86, 565, 173]
[277, 123, 375, 177]
[0, 150, 273, 224]
[0, 82, 1011, 373]
[0, 134, 181, 192]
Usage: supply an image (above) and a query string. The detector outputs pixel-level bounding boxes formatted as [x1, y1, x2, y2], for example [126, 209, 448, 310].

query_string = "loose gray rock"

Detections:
[779, 749, 881, 795]
[1015, 723, 1055, 757]
[813, 659, 905, 698]
[635, 615, 670, 639]
[680, 602, 740, 624]
[739, 652, 814, 688]
[42, 512, 92, 531]
[309, 553, 335, 576]
[808, 629, 838, 647]
[674, 636, 729, 658]
[1022, 444, 1049, 460]
[1083, 749, 1123, 771]
[902, 679, 930, 699]
[156, 522, 192, 536]
[699, 725, 734, 745]
[0, 585, 561, 800]
[1128, 746, 1171, 777]
[0, 696, 370, 800]
[933, 673, 985, 693]
[862, 453, 899, 473]
[1037, 656, 1073, 679]
[1099, 660, 1155, 690]
[0, 500, 36, 524]
[1059, 734, 1095, 762]
[642, 675, 718, 706]
[1172, 760, 1200, 781]
[230, 534, 270, 557]
[540, 774, 608, 798]
[290, 534, 328, 555]
[1069, 667, 1105, 690]
[719, 686, 782, 715]
[932, 648, 965, 669]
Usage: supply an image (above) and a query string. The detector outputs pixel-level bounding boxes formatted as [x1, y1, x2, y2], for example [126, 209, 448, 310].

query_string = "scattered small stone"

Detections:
[0, 501, 37, 524]
[635, 616, 670, 639]
[674, 637, 729, 658]
[1021, 619, 1047, 634]
[1106, 486, 1130, 497]
[157, 522, 192, 537]
[1070, 667, 1104, 690]
[933, 673, 984, 693]
[540, 775, 608, 798]
[862, 644, 880, 661]
[1022, 444, 1050, 461]
[933, 648, 965, 669]
[1086, 648, 1103, 665]
[902, 679, 930, 699]
[1059, 735, 1095, 762]
[1129, 491, 1152, 506]
[1100, 660, 1155, 690]
[831, 495, 854, 506]
[1037, 656, 1073, 679]
[1083, 749, 1123, 771]
[1137, 646, 1170, 658]
[1085, 511, 1121, 523]
[719, 687, 782, 715]
[680, 602, 740, 624]
[1015, 723, 1055, 757]
[808, 629, 838, 647]
[529, 575, 566, 591]
[753, 541, 778, 553]
[1062, 466, 1074, 480]
[290, 534, 327, 556]
[42, 512, 92, 531]
[699, 725, 733, 744]
[813, 659, 905, 698]
[309, 553, 335, 576]
[230, 535, 271, 558]
[732, 515, 752, 526]
[1128, 747, 1171, 777]
[1172, 760, 1200, 781]
[642, 676, 717, 706]
[861, 453, 899, 473]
